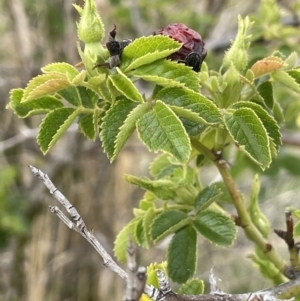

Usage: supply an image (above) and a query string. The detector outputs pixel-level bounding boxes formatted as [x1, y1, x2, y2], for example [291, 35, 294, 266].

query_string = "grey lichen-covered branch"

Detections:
[153, 271, 300, 301]
[124, 239, 147, 301]
[29, 165, 128, 281]
[29, 165, 300, 301]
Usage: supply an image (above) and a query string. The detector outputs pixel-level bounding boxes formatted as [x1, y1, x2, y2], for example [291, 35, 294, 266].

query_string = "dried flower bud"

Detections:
[153, 23, 207, 72]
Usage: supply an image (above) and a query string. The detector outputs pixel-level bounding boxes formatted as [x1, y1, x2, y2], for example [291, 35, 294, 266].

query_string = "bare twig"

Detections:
[29, 165, 128, 281]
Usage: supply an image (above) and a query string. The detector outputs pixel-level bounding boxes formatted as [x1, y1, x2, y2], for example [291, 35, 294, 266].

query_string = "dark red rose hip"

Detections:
[153, 23, 207, 72]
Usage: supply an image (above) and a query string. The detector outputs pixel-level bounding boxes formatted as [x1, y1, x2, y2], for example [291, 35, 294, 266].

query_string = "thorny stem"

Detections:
[191, 139, 287, 281]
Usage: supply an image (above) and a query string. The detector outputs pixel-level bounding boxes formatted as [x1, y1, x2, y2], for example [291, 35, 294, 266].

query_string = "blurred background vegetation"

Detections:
[0, 0, 300, 300]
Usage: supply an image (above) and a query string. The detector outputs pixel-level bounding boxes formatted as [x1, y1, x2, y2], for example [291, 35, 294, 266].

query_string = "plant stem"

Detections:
[156, 204, 194, 213]
[216, 159, 287, 279]
[191, 138, 287, 281]
[190, 138, 217, 161]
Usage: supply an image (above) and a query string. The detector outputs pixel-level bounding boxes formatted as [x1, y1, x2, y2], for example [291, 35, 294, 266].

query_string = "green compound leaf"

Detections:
[124, 175, 176, 200]
[84, 75, 109, 101]
[192, 210, 236, 246]
[169, 106, 208, 127]
[143, 208, 156, 248]
[167, 226, 197, 283]
[57, 86, 99, 109]
[120, 35, 182, 72]
[138, 191, 156, 210]
[224, 107, 271, 170]
[195, 185, 222, 212]
[109, 68, 144, 103]
[58, 85, 99, 108]
[98, 80, 114, 103]
[231, 101, 281, 153]
[100, 99, 137, 160]
[41, 62, 79, 80]
[8, 89, 63, 118]
[112, 102, 152, 160]
[273, 99, 285, 123]
[272, 70, 300, 94]
[37, 108, 79, 154]
[22, 73, 71, 102]
[178, 278, 205, 295]
[79, 113, 97, 141]
[156, 87, 222, 125]
[151, 210, 190, 243]
[131, 59, 199, 92]
[180, 118, 206, 137]
[71, 70, 87, 85]
[257, 81, 274, 110]
[107, 77, 121, 102]
[288, 69, 300, 85]
[150, 154, 171, 178]
[137, 101, 191, 163]
[150, 153, 180, 179]
[113, 217, 140, 262]
[135, 208, 157, 248]
[284, 52, 298, 70]
[135, 217, 147, 247]
[57, 86, 81, 106]
[78, 86, 99, 108]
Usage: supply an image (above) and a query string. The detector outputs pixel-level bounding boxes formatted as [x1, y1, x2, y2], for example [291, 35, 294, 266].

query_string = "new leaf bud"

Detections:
[74, 0, 107, 73]
[75, 0, 105, 44]
[223, 16, 253, 72]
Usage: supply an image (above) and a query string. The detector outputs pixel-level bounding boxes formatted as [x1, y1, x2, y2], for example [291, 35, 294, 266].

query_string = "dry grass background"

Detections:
[1, 0, 300, 300]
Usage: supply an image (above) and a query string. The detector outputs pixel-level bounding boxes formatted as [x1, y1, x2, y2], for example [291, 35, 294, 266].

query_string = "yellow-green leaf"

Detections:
[22, 73, 71, 102]
[109, 68, 144, 102]
[120, 35, 182, 72]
